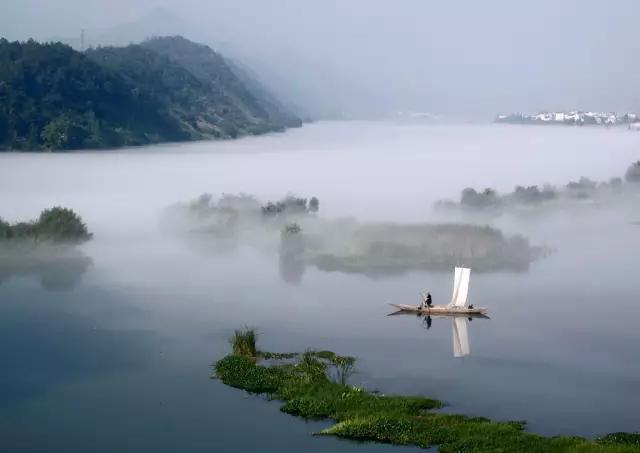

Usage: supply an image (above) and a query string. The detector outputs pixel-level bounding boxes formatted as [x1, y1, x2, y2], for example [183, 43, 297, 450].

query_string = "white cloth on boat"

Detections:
[449, 267, 471, 307]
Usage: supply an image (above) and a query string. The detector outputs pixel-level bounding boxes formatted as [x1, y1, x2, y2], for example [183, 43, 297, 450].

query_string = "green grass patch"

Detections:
[214, 338, 640, 452]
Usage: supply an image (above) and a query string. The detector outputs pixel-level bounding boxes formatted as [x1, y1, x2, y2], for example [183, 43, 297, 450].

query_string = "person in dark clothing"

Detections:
[426, 293, 433, 307]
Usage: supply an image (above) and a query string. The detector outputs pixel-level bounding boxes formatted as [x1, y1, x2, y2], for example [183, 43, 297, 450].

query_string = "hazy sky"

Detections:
[3, 0, 640, 117]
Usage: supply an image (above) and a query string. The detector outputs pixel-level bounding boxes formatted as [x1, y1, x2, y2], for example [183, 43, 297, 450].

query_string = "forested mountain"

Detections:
[0, 37, 301, 151]
[141, 36, 301, 130]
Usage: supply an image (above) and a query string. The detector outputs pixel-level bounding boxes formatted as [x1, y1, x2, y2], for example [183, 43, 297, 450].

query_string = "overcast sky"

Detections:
[3, 0, 640, 118]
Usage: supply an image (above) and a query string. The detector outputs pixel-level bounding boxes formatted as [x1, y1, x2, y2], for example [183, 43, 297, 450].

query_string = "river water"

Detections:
[1, 122, 639, 452]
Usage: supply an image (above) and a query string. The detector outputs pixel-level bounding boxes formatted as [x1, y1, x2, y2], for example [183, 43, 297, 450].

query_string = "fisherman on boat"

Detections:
[426, 293, 433, 307]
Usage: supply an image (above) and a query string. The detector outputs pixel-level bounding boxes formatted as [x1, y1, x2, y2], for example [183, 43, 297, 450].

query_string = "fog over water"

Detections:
[1, 122, 640, 451]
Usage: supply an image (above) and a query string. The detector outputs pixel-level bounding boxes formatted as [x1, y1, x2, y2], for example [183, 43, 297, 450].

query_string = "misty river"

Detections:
[1, 121, 640, 452]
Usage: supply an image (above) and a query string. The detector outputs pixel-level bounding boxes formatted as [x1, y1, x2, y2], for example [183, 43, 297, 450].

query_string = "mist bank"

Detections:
[437, 161, 640, 217]
[0, 36, 301, 151]
[165, 193, 545, 280]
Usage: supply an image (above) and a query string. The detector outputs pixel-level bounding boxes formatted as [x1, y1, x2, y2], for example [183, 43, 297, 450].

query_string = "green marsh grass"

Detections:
[215, 335, 640, 452]
[230, 328, 257, 358]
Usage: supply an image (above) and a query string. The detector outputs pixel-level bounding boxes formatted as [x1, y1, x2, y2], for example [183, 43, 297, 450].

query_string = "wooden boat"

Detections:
[389, 266, 488, 316]
[389, 303, 488, 316]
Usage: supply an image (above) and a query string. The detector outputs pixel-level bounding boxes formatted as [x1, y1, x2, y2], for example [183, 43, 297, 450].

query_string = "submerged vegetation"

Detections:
[0, 207, 92, 243]
[215, 332, 640, 452]
[167, 193, 544, 277]
[437, 161, 640, 215]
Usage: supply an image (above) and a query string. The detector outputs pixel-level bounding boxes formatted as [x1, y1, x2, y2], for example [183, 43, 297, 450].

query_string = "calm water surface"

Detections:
[1, 122, 639, 452]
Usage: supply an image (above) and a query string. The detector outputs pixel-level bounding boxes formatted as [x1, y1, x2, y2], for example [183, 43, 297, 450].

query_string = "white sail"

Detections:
[449, 267, 471, 307]
[451, 317, 470, 358]
[449, 267, 461, 306]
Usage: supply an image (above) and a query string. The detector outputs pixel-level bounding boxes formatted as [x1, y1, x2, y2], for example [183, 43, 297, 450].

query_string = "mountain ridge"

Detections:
[0, 35, 301, 151]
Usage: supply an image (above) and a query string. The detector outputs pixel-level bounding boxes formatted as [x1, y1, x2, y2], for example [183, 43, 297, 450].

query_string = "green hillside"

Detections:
[0, 36, 301, 151]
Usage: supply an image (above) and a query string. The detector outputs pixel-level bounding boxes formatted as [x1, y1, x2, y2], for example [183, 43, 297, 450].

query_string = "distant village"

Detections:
[496, 111, 640, 128]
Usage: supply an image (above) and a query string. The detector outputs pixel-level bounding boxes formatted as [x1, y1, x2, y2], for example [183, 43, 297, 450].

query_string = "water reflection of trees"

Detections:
[279, 223, 306, 284]
[0, 245, 91, 291]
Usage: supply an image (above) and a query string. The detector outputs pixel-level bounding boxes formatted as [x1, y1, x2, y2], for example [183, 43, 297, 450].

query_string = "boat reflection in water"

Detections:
[389, 310, 488, 358]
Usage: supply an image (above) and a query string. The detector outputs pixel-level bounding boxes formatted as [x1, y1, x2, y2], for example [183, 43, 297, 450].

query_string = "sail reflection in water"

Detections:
[451, 317, 471, 358]
[389, 310, 486, 358]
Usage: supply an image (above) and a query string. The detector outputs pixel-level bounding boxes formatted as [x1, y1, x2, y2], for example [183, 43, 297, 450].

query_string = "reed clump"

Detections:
[230, 328, 257, 358]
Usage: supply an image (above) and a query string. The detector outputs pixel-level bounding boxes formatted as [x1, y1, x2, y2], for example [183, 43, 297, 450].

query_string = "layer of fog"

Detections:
[1, 122, 638, 286]
[3, 1, 640, 118]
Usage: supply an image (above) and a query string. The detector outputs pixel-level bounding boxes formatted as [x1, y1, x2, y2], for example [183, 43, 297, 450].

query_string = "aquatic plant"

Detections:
[230, 328, 257, 358]
[297, 350, 329, 383]
[329, 354, 356, 385]
[215, 336, 640, 452]
[259, 351, 299, 360]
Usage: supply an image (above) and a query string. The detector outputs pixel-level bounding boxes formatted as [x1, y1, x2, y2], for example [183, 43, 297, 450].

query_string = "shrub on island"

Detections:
[626, 161, 640, 183]
[0, 208, 91, 243]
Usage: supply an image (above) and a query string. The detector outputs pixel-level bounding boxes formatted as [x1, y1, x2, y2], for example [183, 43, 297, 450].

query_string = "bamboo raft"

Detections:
[389, 303, 489, 317]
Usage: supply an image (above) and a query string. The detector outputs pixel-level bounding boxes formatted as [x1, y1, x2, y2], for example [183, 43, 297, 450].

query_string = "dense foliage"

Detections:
[0, 207, 91, 243]
[0, 36, 300, 151]
[626, 161, 640, 183]
[215, 338, 640, 452]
